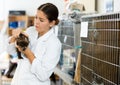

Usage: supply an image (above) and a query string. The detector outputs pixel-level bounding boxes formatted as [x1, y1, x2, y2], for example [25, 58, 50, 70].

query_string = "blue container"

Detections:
[9, 21, 18, 29]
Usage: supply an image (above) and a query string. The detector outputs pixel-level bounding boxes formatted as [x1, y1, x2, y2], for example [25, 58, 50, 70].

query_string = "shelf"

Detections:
[7, 28, 26, 36]
[7, 15, 34, 36]
[1, 76, 12, 85]
[0, 21, 4, 30]
[54, 67, 74, 85]
[62, 44, 74, 49]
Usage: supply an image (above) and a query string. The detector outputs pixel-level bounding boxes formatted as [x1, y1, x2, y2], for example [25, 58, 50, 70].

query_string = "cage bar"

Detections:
[81, 13, 120, 85]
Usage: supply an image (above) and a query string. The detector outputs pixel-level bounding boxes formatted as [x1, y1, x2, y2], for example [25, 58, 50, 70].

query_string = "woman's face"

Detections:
[34, 10, 54, 36]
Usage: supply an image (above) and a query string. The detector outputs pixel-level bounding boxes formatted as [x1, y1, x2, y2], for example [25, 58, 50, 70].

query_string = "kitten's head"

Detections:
[16, 33, 29, 51]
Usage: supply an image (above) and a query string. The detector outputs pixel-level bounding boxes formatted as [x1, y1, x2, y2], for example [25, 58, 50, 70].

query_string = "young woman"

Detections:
[8, 3, 61, 85]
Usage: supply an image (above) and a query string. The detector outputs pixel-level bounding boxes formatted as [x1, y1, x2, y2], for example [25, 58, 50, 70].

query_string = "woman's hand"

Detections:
[9, 28, 23, 44]
[16, 43, 35, 63]
[12, 28, 23, 37]
[15, 42, 23, 52]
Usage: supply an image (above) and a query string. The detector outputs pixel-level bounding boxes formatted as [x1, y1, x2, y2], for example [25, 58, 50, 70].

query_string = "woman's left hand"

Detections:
[15, 42, 23, 52]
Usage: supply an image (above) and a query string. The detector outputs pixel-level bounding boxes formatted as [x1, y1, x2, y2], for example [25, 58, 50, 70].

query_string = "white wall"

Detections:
[114, 0, 120, 12]
[0, 0, 65, 19]
[97, 0, 120, 13]
[97, 0, 107, 13]
[0, 0, 6, 20]
[1, 0, 119, 20]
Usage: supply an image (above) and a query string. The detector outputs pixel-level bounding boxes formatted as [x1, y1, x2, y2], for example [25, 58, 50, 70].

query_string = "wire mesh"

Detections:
[81, 13, 120, 85]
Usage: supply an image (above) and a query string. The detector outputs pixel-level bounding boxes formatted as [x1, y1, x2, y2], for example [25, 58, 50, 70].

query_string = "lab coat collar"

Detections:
[38, 28, 54, 42]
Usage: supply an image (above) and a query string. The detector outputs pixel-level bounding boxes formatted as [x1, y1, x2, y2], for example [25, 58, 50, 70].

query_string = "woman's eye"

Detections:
[35, 16, 44, 22]
[39, 19, 44, 22]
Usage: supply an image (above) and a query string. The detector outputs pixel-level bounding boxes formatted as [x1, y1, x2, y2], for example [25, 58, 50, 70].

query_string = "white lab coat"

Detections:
[7, 26, 61, 85]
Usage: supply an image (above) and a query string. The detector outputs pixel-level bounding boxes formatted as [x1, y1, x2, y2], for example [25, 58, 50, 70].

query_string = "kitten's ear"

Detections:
[19, 33, 23, 37]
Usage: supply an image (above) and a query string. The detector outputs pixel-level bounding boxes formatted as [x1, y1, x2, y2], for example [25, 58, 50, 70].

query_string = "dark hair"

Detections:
[38, 3, 59, 25]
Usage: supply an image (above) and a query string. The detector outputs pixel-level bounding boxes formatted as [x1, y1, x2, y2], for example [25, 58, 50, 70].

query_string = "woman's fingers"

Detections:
[21, 32, 29, 37]
[12, 28, 22, 37]
[15, 42, 22, 52]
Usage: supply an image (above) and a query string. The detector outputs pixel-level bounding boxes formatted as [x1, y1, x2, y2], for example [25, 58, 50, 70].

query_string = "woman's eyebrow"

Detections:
[39, 17, 47, 21]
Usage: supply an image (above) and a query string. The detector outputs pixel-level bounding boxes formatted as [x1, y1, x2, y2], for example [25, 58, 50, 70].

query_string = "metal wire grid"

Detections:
[58, 17, 82, 85]
[81, 13, 120, 85]
[58, 20, 74, 50]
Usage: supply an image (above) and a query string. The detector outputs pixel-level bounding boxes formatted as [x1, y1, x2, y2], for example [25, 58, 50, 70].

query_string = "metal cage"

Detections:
[81, 13, 120, 85]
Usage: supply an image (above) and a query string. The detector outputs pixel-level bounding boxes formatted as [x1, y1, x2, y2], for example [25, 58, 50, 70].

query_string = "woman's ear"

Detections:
[50, 20, 56, 27]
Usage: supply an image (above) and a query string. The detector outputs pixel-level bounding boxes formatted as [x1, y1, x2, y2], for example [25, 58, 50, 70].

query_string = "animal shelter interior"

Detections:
[0, 0, 120, 85]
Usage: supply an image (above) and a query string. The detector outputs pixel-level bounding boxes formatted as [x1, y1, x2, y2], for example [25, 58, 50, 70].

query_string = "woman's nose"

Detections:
[34, 18, 40, 24]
